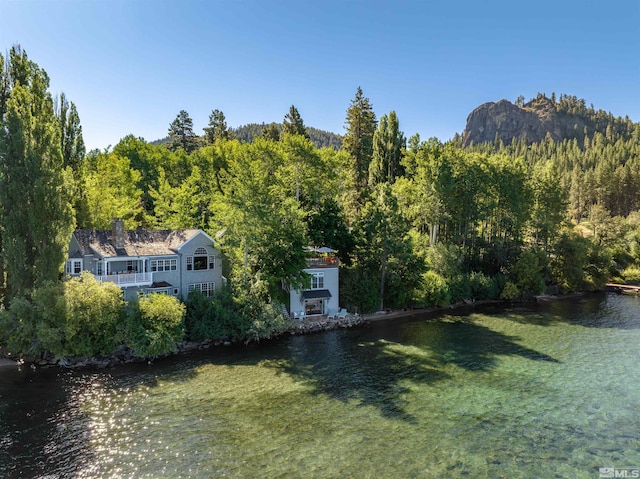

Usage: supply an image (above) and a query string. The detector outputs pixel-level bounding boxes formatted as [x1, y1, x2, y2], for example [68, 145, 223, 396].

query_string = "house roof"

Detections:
[72, 229, 203, 258]
[301, 289, 332, 300]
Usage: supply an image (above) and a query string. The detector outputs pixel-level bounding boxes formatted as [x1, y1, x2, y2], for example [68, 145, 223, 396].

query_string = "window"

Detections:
[66, 259, 82, 275]
[188, 282, 216, 297]
[96, 261, 103, 276]
[151, 259, 177, 272]
[187, 247, 215, 271]
[310, 272, 324, 289]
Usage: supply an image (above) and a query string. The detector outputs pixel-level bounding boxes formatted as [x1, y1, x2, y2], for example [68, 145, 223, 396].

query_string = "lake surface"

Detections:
[1, 293, 639, 478]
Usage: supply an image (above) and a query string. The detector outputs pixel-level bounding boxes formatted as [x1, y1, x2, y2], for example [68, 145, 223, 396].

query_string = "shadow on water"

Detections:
[0, 297, 572, 476]
[207, 310, 562, 422]
[400, 317, 560, 372]
[268, 333, 450, 422]
[498, 292, 640, 330]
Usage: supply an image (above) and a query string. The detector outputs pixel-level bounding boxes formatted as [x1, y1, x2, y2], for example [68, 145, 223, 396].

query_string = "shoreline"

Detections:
[1, 292, 593, 370]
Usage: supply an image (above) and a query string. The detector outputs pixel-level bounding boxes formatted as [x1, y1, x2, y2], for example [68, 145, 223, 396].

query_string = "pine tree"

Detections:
[168, 110, 198, 153]
[282, 105, 308, 138]
[0, 46, 75, 305]
[260, 122, 281, 142]
[343, 87, 377, 194]
[203, 109, 235, 145]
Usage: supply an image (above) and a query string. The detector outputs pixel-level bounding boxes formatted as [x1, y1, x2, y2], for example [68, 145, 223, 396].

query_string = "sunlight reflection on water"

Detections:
[0, 293, 639, 478]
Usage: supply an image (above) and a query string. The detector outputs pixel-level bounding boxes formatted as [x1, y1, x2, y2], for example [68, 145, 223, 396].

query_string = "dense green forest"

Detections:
[1, 47, 640, 360]
[151, 118, 343, 150]
[232, 122, 342, 149]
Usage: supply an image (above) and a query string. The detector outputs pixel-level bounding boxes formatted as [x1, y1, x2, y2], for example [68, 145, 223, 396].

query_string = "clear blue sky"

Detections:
[1, 0, 638, 151]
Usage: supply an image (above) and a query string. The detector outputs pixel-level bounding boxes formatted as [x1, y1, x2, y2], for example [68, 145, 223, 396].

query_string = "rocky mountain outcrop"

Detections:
[462, 96, 589, 147]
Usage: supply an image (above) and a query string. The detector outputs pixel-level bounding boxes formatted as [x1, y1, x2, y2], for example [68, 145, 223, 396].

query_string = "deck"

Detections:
[606, 283, 640, 295]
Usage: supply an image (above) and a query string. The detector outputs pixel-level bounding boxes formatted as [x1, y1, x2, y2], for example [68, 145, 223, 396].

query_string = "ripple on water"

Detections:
[1, 293, 639, 478]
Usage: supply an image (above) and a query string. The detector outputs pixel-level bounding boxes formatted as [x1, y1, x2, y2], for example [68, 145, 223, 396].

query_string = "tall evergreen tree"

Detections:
[282, 105, 308, 138]
[343, 87, 377, 194]
[168, 109, 198, 153]
[0, 46, 75, 305]
[203, 109, 235, 145]
[261, 122, 281, 142]
[369, 110, 405, 186]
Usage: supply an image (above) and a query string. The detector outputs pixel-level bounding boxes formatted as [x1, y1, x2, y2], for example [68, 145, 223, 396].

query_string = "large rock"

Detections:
[462, 97, 588, 147]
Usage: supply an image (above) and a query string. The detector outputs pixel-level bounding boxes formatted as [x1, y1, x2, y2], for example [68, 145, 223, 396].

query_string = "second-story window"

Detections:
[187, 247, 215, 271]
[151, 259, 177, 272]
[310, 272, 324, 289]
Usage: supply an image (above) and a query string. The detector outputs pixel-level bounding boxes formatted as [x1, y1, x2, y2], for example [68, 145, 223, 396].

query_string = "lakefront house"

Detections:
[66, 219, 222, 300]
[289, 247, 340, 318]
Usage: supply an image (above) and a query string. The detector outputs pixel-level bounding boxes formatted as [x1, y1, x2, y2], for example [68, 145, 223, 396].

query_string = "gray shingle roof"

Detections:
[73, 229, 201, 258]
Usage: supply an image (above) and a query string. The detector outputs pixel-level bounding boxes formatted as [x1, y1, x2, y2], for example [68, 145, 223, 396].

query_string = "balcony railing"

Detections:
[97, 272, 153, 286]
[306, 257, 339, 268]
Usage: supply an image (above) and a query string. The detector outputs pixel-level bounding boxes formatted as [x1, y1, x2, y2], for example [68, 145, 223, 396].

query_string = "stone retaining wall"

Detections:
[287, 313, 368, 334]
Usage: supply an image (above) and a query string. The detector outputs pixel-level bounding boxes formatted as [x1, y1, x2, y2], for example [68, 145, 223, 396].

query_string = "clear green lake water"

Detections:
[1, 293, 639, 478]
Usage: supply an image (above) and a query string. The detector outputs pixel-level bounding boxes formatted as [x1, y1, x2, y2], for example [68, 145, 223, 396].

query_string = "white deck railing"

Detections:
[97, 272, 153, 286]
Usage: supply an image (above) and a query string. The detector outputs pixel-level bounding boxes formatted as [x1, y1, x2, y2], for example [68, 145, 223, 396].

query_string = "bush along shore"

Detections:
[1, 312, 368, 370]
[1, 290, 600, 370]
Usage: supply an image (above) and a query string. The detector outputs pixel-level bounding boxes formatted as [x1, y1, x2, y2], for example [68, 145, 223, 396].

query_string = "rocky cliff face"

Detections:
[462, 97, 589, 147]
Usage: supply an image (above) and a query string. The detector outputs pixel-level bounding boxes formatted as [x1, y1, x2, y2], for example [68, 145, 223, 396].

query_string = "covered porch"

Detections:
[96, 257, 153, 287]
[300, 289, 332, 316]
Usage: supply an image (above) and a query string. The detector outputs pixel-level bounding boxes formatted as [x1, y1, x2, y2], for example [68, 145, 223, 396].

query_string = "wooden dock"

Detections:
[607, 283, 640, 295]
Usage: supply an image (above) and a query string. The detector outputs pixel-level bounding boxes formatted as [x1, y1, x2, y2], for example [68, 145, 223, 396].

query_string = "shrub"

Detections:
[447, 274, 471, 303]
[500, 281, 519, 300]
[622, 266, 640, 284]
[583, 242, 613, 291]
[185, 287, 238, 340]
[340, 267, 380, 314]
[125, 294, 185, 358]
[0, 295, 42, 356]
[63, 272, 125, 357]
[469, 272, 504, 300]
[419, 271, 451, 307]
[550, 231, 588, 292]
[0, 282, 71, 357]
[512, 248, 545, 297]
[426, 243, 464, 279]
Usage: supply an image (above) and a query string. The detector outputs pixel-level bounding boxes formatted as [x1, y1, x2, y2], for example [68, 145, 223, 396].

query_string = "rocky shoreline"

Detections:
[0, 312, 370, 370]
[1, 293, 592, 370]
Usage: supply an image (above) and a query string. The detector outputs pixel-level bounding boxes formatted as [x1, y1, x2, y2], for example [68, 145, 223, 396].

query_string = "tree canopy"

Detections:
[1, 46, 638, 361]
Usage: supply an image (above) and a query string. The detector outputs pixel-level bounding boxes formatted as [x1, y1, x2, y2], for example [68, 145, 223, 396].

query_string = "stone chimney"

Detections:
[111, 219, 125, 249]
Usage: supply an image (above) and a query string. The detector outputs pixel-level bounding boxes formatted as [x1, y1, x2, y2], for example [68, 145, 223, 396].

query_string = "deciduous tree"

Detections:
[369, 111, 405, 186]
[0, 46, 75, 305]
[55, 92, 85, 172]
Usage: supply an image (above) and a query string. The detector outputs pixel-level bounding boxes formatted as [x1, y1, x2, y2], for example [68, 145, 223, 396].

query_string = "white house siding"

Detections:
[289, 266, 339, 317]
